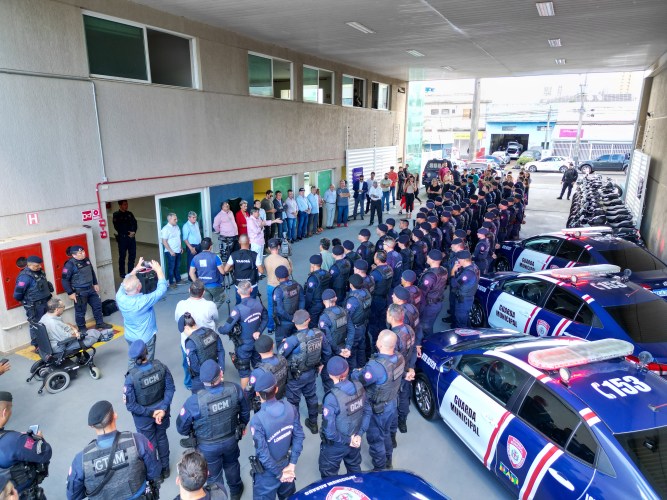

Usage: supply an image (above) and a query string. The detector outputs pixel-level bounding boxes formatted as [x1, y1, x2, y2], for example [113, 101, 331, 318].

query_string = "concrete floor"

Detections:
[1, 171, 626, 499]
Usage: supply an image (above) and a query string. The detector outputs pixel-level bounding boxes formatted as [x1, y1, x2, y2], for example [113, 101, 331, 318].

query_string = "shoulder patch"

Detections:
[231, 310, 238, 317]
[364, 371, 372, 380]
[17, 281, 25, 287]
[320, 321, 325, 328]
[62, 268, 68, 273]
[250, 426, 255, 436]
[123, 385, 127, 393]
[309, 282, 314, 287]
[346, 303, 352, 309]
[249, 375, 256, 384]
[24, 437, 35, 450]
[323, 407, 329, 417]
[180, 407, 186, 416]
[424, 279, 430, 285]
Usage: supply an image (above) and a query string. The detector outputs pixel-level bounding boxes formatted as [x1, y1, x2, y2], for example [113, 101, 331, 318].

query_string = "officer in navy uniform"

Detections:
[0, 392, 52, 498]
[304, 255, 331, 328]
[451, 205, 464, 231]
[454, 229, 469, 251]
[279, 310, 332, 435]
[247, 336, 288, 411]
[182, 312, 226, 393]
[248, 370, 305, 500]
[374, 225, 388, 254]
[439, 211, 455, 252]
[427, 216, 443, 252]
[318, 290, 354, 392]
[482, 220, 497, 272]
[218, 280, 267, 390]
[473, 228, 491, 275]
[450, 250, 481, 328]
[468, 195, 482, 247]
[400, 270, 424, 316]
[124, 340, 175, 481]
[318, 357, 371, 479]
[272, 265, 305, 345]
[342, 240, 360, 268]
[351, 330, 404, 471]
[344, 275, 372, 370]
[497, 200, 510, 245]
[177, 359, 249, 500]
[391, 287, 422, 350]
[112, 199, 138, 277]
[398, 219, 412, 239]
[511, 193, 525, 240]
[396, 235, 414, 273]
[385, 218, 398, 239]
[61, 245, 111, 333]
[189, 237, 226, 309]
[356, 229, 375, 268]
[224, 234, 264, 304]
[444, 238, 467, 324]
[409, 229, 428, 275]
[352, 260, 375, 295]
[418, 250, 448, 337]
[13, 256, 53, 347]
[383, 238, 403, 290]
[329, 246, 351, 304]
[367, 251, 393, 355]
[67, 400, 161, 500]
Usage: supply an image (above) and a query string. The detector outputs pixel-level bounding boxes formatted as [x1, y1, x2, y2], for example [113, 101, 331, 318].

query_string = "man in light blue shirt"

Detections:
[296, 187, 310, 240]
[307, 186, 320, 236]
[116, 258, 168, 369]
[182, 211, 202, 280]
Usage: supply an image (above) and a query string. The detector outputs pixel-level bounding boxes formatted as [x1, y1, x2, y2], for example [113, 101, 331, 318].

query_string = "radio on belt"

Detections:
[550, 264, 621, 283]
[528, 338, 634, 370]
[561, 226, 613, 238]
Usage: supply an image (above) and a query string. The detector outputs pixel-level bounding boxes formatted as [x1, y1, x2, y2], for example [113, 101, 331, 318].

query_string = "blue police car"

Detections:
[414, 330, 667, 498]
[494, 227, 667, 299]
[470, 265, 667, 367]
[291, 470, 449, 499]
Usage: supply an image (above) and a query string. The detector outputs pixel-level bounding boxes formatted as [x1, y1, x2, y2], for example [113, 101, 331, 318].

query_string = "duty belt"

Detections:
[74, 286, 93, 291]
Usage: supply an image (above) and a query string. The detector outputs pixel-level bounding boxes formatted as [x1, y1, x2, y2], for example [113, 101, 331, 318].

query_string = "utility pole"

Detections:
[544, 105, 552, 150]
[469, 78, 481, 160]
[573, 76, 587, 166]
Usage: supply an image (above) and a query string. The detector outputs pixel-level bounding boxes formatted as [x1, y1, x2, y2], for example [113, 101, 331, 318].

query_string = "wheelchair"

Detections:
[26, 323, 102, 395]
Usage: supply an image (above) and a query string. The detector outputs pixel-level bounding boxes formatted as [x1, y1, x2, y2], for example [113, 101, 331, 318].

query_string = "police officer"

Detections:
[181, 312, 226, 393]
[427, 216, 443, 252]
[224, 234, 264, 304]
[473, 228, 491, 275]
[318, 289, 354, 392]
[351, 331, 404, 471]
[385, 218, 398, 239]
[450, 250, 481, 328]
[61, 245, 111, 333]
[272, 265, 305, 345]
[497, 200, 510, 245]
[319, 357, 370, 479]
[410, 229, 428, 275]
[13, 256, 53, 347]
[247, 336, 288, 411]
[375, 225, 388, 254]
[418, 250, 448, 337]
[444, 238, 467, 324]
[352, 259, 374, 295]
[356, 229, 375, 268]
[218, 280, 267, 389]
[396, 235, 414, 273]
[344, 275, 372, 370]
[383, 238, 403, 290]
[400, 270, 423, 316]
[342, 240, 360, 268]
[398, 219, 412, 238]
[189, 237, 226, 309]
[177, 360, 249, 500]
[304, 255, 331, 327]
[511, 193, 525, 240]
[124, 340, 175, 480]
[248, 370, 305, 500]
[439, 211, 455, 252]
[279, 310, 332, 435]
[112, 199, 138, 277]
[67, 400, 161, 500]
[329, 246, 351, 304]
[391, 286, 422, 350]
[0, 392, 51, 498]
[368, 251, 393, 354]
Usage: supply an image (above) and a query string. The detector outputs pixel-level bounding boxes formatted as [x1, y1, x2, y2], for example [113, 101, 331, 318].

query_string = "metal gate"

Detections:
[552, 141, 632, 160]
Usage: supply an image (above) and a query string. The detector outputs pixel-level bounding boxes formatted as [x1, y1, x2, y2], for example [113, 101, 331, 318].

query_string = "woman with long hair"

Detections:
[404, 175, 416, 218]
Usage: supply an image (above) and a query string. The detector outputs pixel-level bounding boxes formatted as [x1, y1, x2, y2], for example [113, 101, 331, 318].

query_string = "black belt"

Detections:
[74, 286, 93, 291]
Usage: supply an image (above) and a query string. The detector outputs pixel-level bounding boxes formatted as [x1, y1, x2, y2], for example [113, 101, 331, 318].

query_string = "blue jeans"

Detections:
[390, 186, 396, 205]
[337, 205, 348, 224]
[266, 285, 275, 330]
[382, 191, 390, 211]
[165, 251, 182, 284]
[181, 347, 192, 389]
[286, 218, 296, 240]
[353, 197, 365, 219]
[298, 211, 309, 238]
[308, 213, 318, 234]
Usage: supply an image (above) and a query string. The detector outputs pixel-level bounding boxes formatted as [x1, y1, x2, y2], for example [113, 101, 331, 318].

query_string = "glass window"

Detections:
[604, 299, 667, 344]
[372, 82, 389, 110]
[273, 59, 292, 100]
[523, 236, 561, 255]
[146, 29, 192, 87]
[501, 278, 552, 305]
[555, 240, 584, 261]
[616, 427, 667, 496]
[303, 67, 319, 102]
[430, 108, 440, 115]
[599, 246, 665, 272]
[342, 75, 364, 107]
[574, 303, 601, 327]
[544, 287, 583, 321]
[462, 108, 472, 118]
[441, 109, 450, 115]
[303, 66, 333, 104]
[578, 250, 594, 265]
[598, 155, 610, 161]
[457, 355, 529, 405]
[567, 422, 597, 465]
[518, 382, 579, 447]
[248, 54, 292, 99]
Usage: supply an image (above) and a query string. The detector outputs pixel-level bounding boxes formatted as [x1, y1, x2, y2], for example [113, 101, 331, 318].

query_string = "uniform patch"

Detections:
[231, 310, 238, 317]
[325, 486, 369, 500]
[364, 372, 372, 380]
[323, 407, 329, 417]
[24, 437, 35, 450]
[283, 342, 289, 350]
[18, 281, 25, 287]
[180, 407, 186, 416]
[147, 440, 154, 450]
[320, 321, 325, 328]
[346, 303, 352, 309]
[62, 268, 68, 273]
[123, 386, 127, 393]
[309, 282, 314, 287]
[250, 426, 255, 436]
[462, 276, 468, 281]
[424, 279, 430, 285]
[536, 319, 550, 337]
[507, 435, 527, 469]
[250, 376, 256, 384]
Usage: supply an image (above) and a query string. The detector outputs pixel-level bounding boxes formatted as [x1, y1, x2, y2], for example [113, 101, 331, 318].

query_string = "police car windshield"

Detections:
[445, 335, 540, 353]
[604, 299, 667, 344]
[599, 247, 665, 272]
[616, 426, 667, 497]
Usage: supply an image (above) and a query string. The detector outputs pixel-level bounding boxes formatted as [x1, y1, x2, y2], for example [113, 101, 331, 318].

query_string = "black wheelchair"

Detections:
[26, 323, 102, 395]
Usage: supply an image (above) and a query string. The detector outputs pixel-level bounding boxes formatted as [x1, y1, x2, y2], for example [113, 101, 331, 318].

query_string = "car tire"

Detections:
[494, 257, 511, 272]
[470, 299, 487, 328]
[413, 373, 436, 420]
[559, 165, 567, 173]
[528, 165, 537, 173]
[581, 164, 592, 174]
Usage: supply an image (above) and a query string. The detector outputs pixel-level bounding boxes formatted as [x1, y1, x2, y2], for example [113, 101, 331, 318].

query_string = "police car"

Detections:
[291, 471, 449, 499]
[414, 329, 667, 498]
[470, 265, 667, 368]
[495, 227, 667, 299]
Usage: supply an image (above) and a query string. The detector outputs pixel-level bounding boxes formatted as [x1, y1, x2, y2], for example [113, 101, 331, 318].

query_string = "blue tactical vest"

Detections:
[193, 383, 240, 442]
[193, 251, 222, 285]
[129, 360, 166, 407]
[329, 380, 365, 438]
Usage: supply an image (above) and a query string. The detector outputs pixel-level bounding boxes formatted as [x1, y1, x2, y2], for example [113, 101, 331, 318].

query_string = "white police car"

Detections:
[471, 265, 667, 368]
[414, 330, 667, 498]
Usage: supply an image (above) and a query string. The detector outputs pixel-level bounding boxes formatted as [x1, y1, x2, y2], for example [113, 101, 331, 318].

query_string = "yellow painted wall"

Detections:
[253, 178, 272, 204]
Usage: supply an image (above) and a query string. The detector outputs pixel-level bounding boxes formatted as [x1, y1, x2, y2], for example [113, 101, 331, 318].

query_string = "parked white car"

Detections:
[524, 155, 570, 173]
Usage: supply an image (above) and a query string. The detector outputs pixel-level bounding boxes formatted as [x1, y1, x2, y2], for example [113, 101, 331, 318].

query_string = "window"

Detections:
[372, 82, 390, 110]
[578, 250, 594, 265]
[441, 109, 450, 115]
[518, 382, 579, 448]
[599, 246, 665, 272]
[604, 299, 667, 344]
[462, 108, 472, 118]
[597, 155, 610, 161]
[457, 355, 529, 405]
[523, 236, 560, 255]
[501, 278, 552, 305]
[303, 66, 333, 104]
[574, 303, 601, 327]
[567, 423, 597, 465]
[616, 427, 667, 496]
[342, 75, 365, 107]
[555, 240, 584, 261]
[430, 109, 440, 115]
[502, 126, 516, 131]
[83, 13, 195, 87]
[248, 53, 292, 99]
[544, 287, 583, 322]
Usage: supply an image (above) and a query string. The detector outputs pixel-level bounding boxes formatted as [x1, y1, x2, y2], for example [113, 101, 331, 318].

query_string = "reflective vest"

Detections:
[193, 251, 222, 285]
[367, 354, 404, 411]
[419, 267, 448, 304]
[321, 307, 348, 348]
[347, 289, 372, 325]
[128, 360, 166, 407]
[289, 329, 324, 371]
[328, 381, 365, 438]
[193, 383, 240, 442]
[188, 328, 219, 372]
[257, 355, 288, 400]
[67, 258, 94, 288]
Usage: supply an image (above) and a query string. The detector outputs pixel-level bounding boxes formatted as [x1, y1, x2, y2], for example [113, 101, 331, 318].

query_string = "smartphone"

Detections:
[29, 425, 39, 434]
[0, 359, 8, 366]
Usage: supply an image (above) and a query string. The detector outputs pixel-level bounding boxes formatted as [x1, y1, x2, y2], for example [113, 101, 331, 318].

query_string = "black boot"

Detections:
[305, 418, 319, 434]
[385, 457, 393, 469]
[398, 418, 408, 433]
[391, 432, 398, 448]
[230, 482, 244, 500]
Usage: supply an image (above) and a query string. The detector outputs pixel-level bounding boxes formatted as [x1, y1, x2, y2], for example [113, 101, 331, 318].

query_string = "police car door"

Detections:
[535, 283, 592, 340]
[513, 237, 562, 273]
[489, 278, 553, 334]
[440, 354, 525, 462]
[493, 380, 595, 499]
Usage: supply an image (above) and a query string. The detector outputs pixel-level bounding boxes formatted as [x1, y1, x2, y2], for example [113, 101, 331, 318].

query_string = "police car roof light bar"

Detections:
[528, 338, 634, 370]
[561, 226, 613, 237]
[550, 264, 621, 280]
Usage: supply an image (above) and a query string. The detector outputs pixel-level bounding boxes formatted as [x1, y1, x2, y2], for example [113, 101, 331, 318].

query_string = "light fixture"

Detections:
[406, 49, 425, 57]
[536, 1, 555, 16]
[548, 38, 561, 47]
[345, 21, 375, 34]
[555, 58, 567, 65]
[441, 65, 455, 71]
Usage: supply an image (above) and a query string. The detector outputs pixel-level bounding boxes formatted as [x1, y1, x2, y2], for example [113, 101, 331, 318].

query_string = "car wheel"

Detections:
[45, 370, 70, 394]
[413, 373, 436, 420]
[494, 257, 510, 272]
[559, 165, 567, 173]
[581, 165, 592, 174]
[528, 166, 537, 173]
[470, 299, 487, 328]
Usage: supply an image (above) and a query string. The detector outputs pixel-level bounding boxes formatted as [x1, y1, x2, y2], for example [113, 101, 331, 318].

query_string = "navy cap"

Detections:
[354, 260, 368, 271]
[332, 245, 344, 256]
[275, 265, 289, 279]
[470, 194, 479, 200]
[413, 229, 424, 238]
[293, 309, 310, 325]
[69, 245, 84, 253]
[359, 228, 371, 237]
[419, 207, 429, 214]
[454, 229, 467, 238]
[514, 193, 523, 199]
[460, 201, 468, 208]
[452, 204, 461, 211]
[426, 201, 435, 209]
[444, 192, 453, 199]
[88, 400, 113, 426]
[327, 356, 349, 377]
[435, 196, 443, 202]
[26, 256, 43, 264]
[419, 222, 430, 231]
[250, 369, 277, 392]
[452, 238, 464, 246]
[400, 219, 410, 224]
[415, 213, 426, 220]
[378, 224, 388, 233]
[482, 221, 494, 229]
[477, 228, 489, 235]
[441, 211, 451, 218]
[499, 200, 508, 206]
[254, 335, 274, 354]
[427, 216, 438, 223]
[428, 249, 443, 261]
[268, 238, 281, 249]
[200, 359, 221, 384]
[386, 218, 396, 226]
[343, 240, 355, 250]
[397, 235, 410, 245]
[322, 289, 336, 301]
[456, 250, 472, 259]
[310, 255, 323, 265]
[349, 274, 363, 288]
[393, 286, 410, 301]
[402, 270, 417, 283]
[488, 204, 497, 209]
[299, 187, 305, 192]
[128, 339, 147, 360]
